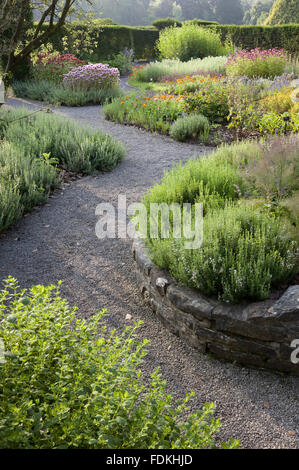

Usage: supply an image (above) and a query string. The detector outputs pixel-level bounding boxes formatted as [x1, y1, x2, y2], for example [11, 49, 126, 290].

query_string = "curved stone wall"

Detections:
[132, 239, 299, 376]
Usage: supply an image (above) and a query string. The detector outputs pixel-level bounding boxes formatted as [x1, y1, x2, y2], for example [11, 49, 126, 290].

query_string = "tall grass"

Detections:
[12, 80, 123, 106]
[135, 57, 227, 83]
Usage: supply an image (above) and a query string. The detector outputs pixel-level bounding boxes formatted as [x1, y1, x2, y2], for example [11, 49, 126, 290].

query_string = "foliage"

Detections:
[147, 203, 297, 303]
[157, 24, 228, 62]
[183, 78, 229, 123]
[169, 114, 210, 142]
[12, 79, 123, 107]
[104, 94, 184, 134]
[0, 141, 58, 232]
[243, 0, 274, 25]
[143, 140, 298, 303]
[226, 77, 266, 131]
[152, 17, 182, 30]
[0, 277, 240, 449]
[243, 136, 299, 201]
[39, 22, 299, 67]
[212, 24, 299, 59]
[106, 48, 134, 76]
[226, 48, 287, 79]
[1, 1, 88, 83]
[62, 63, 120, 91]
[0, 107, 125, 174]
[132, 57, 227, 83]
[32, 52, 84, 83]
[264, 0, 299, 25]
[170, 74, 224, 95]
[257, 112, 298, 134]
[259, 86, 293, 113]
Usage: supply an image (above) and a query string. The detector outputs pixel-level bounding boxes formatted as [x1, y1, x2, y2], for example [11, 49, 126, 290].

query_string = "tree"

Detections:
[0, 0, 89, 83]
[180, 0, 214, 21]
[243, 0, 273, 24]
[209, 0, 244, 24]
[264, 0, 299, 24]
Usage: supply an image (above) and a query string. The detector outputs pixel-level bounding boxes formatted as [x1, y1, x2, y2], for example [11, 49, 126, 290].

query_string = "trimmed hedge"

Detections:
[152, 18, 182, 30]
[211, 24, 299, 58]
[36, 22, 299, 63]
[43, 22, 159, 61]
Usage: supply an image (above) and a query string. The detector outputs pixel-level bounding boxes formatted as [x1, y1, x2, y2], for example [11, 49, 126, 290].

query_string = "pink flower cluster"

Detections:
[33, 52, 85, 83]
[63, 63, 120, 91]
[226, 48, 286, 66]
[36, 52, 84, 68]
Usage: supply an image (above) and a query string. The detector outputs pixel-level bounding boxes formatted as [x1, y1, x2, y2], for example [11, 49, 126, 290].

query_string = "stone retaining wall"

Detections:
[132, 239, 299, 376]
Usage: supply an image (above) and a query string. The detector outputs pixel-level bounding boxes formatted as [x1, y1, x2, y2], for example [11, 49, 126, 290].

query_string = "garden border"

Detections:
[132, 239, 299, 376]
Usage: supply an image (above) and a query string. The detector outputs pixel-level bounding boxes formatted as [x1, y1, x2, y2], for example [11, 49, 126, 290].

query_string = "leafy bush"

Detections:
[0, 141, 58, 232]
[157, 24, 228, 62]
[257, 112, 298, 135]
[183, 79, 229, 123]
[259, 86, 293, 114]
[243, 136, 299, 201]
[226, 48, 287, 79]
[63, 63, 120, 91]
[152, 18, 182, 30]
[0, 108, 125, 174]
[170, 74, 224, 95]
[143, 141, 298, 303]
[131, 57, 227, 82]
[106, 48, 134, 75]
[169, 114, 210, 142]
[0, 277, 239, 449]
[147, 203, 297, 303]
[12, 80, 123, 106]
[32, 52, 84, 83]
[104, 94, 184, 134]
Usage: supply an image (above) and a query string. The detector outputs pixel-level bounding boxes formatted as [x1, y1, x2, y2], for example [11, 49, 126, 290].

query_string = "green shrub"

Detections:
[0, 107, 125, 172]
[211, 24, 299, 59]
[243, 136, 299, 201]
[0, 277, 239, 449]
[152, 18, 182, 30]
[143, 141, 298, 303]
[157, 24, 228, 62]
[12, 80, 123, 106]
[184, 19, 219, 27]
[257, 112, 296, 134]
[0, 141, 58, 232]
[134, 57, 227, 82]
[147, 203, 297, 303]
[226, 48, 287, 79]
[106, 48, 134, 75]
[183, 79, 229, 123]
[169, 114, 210, 142]
[104, 94, 183, 134]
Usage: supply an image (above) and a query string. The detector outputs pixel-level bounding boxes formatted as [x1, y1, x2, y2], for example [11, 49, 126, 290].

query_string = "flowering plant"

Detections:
[63, 63, 120, 91]
[226, 48, 287, 79]
[32, 52, 84, 83]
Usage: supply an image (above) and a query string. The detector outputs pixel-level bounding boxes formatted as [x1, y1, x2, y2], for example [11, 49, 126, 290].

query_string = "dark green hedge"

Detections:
[44, 22, 159, 61]
[211, 24, 299, 58]
[37, 21, 299, 62]
[152, 18, 182, 30]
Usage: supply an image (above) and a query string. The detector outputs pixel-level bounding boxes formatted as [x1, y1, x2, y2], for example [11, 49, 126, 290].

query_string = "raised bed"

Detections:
[133, 239, 299, 376]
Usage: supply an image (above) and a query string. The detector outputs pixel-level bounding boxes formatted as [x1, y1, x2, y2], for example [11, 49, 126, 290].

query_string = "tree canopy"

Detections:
[264, 0, 299, 25]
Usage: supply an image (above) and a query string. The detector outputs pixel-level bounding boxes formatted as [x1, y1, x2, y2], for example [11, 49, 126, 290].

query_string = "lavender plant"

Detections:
[63, 63, 120, 91]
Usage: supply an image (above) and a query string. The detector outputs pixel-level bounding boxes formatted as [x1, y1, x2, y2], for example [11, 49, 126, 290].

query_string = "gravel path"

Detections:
[2, 87, 299, 448]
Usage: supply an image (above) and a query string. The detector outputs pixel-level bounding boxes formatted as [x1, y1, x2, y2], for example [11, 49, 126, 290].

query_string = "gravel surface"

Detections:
[2, 84, 299, 448]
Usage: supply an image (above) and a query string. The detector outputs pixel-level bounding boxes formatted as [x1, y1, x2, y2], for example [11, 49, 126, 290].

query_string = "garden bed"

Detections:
[133, 238, 299, 376]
